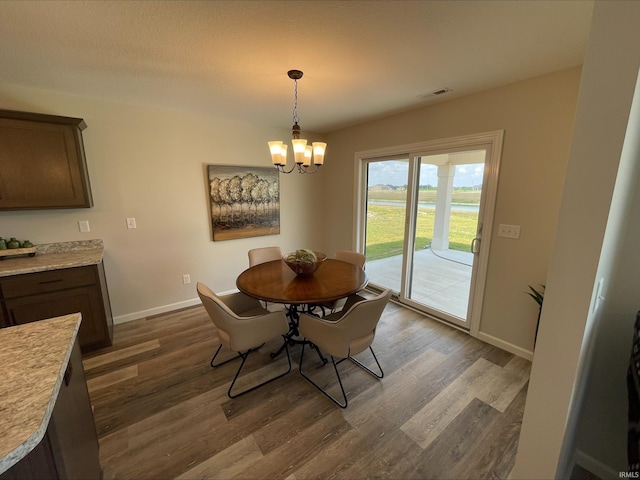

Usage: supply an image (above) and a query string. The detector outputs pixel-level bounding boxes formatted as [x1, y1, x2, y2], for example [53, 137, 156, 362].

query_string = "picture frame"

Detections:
[207, 165, 280, 241]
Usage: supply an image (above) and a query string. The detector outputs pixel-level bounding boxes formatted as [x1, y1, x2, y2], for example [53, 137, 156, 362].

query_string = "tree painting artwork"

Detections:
[207, 165, 280, 241]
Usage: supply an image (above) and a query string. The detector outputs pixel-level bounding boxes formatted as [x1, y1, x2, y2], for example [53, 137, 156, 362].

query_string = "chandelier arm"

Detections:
[298, 164, 321, 174]
[277, 162, 298, 174]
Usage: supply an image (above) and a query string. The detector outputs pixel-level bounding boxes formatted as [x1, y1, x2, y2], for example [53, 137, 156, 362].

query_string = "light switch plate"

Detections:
[78, 220, 90, 233]
[498, 224, 520, 239]
[126, 218, 137, 229]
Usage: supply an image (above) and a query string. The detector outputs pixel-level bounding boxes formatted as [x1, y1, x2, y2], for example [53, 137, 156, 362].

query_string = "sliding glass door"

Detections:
[359, 133, 502, 331]
[364, 158, 410, 293]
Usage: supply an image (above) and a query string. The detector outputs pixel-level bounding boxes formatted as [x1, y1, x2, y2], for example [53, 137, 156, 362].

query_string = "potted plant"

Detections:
[527, 284, 545, 346]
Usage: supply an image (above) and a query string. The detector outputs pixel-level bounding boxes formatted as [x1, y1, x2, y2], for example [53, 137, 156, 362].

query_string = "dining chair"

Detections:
[248, 246, 283, 267]
[196, 282, 291, 398]
[320, 250, 366, 315]
[298, 288, 391, 408]
[248, 246, 283, 310]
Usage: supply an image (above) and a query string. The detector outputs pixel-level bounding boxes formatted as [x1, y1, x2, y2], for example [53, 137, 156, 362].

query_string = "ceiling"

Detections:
[0, 1, 594, 134]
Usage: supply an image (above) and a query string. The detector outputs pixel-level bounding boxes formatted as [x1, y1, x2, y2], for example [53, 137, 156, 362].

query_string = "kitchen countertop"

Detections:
[0, 313, 81, 474]
[0, 239, 103, 277]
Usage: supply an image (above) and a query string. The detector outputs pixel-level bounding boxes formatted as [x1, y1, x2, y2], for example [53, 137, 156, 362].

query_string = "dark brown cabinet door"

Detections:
[0, 264, 113, 351]
[47, 340, 101, 480]
[0, 110, 93, 210]
[4, 286, 108, 349]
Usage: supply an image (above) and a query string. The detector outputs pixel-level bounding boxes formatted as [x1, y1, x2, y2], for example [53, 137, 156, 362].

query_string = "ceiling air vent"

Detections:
[418, 87, 452, 99]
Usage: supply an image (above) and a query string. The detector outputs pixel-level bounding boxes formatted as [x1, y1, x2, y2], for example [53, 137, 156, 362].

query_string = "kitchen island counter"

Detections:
[0, 314, 82, 474]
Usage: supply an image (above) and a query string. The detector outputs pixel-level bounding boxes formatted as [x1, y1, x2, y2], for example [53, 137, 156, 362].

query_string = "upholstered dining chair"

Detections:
[248, 246, 282, 267]
[298, 288, 391, 408]
[196, 282, 291, 398]
[248, 246, 284, 310]
[320, 250, 366, 315]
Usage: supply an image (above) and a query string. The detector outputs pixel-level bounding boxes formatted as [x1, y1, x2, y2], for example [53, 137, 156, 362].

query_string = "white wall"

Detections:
[570, 81, 640, 476]
[322, 67, 582, 354]
[0, 84, 326, 321]
[511, 2, 640, 478]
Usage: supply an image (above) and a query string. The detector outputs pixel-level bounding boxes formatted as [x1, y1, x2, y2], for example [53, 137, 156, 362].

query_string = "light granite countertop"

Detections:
[0, 239, 104, 277]
[0, 313, 81, 474]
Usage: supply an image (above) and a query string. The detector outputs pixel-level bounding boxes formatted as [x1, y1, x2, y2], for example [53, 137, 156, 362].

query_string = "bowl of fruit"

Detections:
[283, 249, 327, 276]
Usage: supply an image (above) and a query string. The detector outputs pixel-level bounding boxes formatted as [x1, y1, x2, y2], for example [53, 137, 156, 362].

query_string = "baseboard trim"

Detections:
[113, 298, 201, 324]
[112, 289, 238, 324]
[476, 331, 534, 361]
[574, 448, 619, 479]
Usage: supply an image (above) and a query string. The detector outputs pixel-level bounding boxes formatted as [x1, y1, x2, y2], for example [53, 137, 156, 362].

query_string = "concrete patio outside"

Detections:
[365, 247, 473, 320]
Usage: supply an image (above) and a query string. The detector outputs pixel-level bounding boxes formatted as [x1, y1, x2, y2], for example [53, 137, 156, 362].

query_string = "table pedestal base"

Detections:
[270, 304, 327, 364]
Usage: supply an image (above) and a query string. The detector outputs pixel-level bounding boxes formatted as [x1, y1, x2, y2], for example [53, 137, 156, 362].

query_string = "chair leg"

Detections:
[226, 337, 292, 399]
[309, 342, 328, 364]
[210, 344, 238, 368]
[349, 346, 384, 379]
[299, 342, 348, 408]
[210, 343, 265, 368]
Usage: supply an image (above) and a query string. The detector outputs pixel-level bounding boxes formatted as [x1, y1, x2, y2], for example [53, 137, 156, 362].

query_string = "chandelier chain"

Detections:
[292, 78, 299, 125]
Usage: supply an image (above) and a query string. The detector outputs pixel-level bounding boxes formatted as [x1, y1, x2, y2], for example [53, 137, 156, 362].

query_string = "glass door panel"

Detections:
[405, 153, 484, 324]
[363, 158, 409, 293]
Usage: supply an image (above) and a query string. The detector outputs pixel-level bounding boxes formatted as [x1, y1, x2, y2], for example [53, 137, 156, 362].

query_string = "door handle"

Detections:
[470, 237, 480, 254]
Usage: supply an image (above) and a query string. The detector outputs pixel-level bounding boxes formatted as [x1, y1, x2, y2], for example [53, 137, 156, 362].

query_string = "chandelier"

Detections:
[268, 70, 326, 174]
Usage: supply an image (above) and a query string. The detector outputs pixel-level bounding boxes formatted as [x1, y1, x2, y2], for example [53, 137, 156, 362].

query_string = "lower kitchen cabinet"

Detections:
[0, 263, 113, 351]
[0, 338, 101, 480]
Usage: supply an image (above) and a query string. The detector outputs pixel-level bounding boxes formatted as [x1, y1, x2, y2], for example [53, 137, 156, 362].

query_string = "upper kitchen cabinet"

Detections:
[0, 109, 93, 210]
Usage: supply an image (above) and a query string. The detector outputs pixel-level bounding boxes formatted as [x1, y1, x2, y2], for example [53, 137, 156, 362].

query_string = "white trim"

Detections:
[469, 131, 504, 337]
[476, 331, 533, 361]
[355, 131, 505, 160]
[573, 449, 619, 480]
[112, 289, 238, 324]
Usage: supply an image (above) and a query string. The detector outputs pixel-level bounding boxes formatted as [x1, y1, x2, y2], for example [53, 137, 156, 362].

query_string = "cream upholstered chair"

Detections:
[298, 289, 391, 408]
[320, 250, 366, 315]
[248, 246, 283, 309]
[197, 282, 291, 398]
[248, 246, 282, 267]
[334, 250, 366, 268]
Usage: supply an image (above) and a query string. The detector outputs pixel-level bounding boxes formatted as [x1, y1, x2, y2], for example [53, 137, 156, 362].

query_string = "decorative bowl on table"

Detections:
[283, 249, 327, 276]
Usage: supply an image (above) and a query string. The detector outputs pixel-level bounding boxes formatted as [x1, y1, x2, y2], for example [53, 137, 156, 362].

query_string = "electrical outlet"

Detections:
[182, 274, 191, 285]
[126, 217, 137, 229]
[498, 224, 520, 239]
[78, 220, 90, 233]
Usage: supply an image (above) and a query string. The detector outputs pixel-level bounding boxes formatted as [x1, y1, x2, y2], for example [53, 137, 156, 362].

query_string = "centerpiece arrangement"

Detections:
[283, 249, 327, 276]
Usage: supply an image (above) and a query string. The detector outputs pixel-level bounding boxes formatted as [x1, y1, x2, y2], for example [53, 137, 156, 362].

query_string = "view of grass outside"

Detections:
[366, 189, 480, 261]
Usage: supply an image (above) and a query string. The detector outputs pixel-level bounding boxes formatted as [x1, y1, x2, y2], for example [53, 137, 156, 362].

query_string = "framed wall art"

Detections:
[207, 165, 280, 241]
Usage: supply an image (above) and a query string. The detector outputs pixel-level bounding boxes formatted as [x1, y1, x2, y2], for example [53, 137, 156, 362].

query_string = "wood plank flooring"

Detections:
[82, 299, 530, 479]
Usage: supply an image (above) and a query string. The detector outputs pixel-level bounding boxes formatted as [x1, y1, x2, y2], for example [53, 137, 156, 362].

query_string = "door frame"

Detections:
[353, 130, 504, 336]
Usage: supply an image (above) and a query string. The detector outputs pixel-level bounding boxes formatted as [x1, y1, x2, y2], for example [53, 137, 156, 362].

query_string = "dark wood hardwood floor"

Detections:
[82, 298, 530, 479]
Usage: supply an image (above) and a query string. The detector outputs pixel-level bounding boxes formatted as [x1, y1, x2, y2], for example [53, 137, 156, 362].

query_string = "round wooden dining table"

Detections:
[237, 257, 367, 360]
[236, 258, 368, 306]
